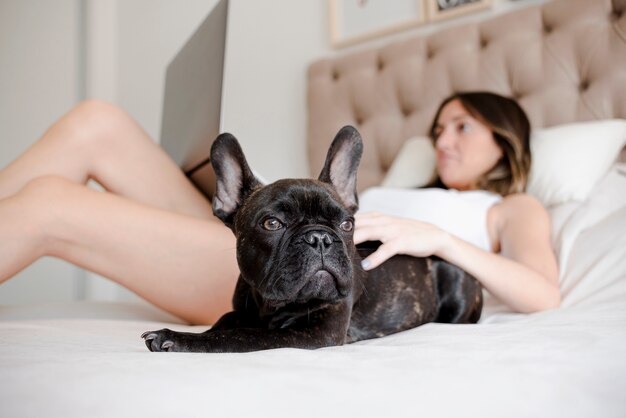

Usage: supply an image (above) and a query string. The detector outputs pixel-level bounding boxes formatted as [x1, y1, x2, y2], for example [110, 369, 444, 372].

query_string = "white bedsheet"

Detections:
[1, 164, 625, 418]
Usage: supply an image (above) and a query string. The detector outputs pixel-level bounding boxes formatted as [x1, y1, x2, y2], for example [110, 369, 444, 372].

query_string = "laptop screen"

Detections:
[159, 0, 229, 200]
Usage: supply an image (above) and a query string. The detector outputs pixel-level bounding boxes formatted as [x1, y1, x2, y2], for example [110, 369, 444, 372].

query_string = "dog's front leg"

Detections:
[141, 309, 256, 352]
[141, 302, 350, 353]
[209, 310, 260, 330]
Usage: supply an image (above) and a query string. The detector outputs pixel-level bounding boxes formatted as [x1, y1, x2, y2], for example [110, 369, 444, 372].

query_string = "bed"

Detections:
[2, 0, 626, 417]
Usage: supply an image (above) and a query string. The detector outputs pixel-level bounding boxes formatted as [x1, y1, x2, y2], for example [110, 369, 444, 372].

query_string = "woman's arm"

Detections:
[354, 194, 560, 313]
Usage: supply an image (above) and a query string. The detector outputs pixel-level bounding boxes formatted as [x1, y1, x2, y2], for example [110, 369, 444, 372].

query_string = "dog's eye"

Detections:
[339, 220, 353, 232]
[262, 217, 283, 231]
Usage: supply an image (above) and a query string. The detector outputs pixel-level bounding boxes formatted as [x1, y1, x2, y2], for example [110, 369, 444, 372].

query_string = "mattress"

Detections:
[1, 163, 625, 418]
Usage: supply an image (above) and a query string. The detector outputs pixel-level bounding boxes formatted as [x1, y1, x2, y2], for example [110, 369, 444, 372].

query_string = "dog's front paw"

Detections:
[141, 328, 181, 352]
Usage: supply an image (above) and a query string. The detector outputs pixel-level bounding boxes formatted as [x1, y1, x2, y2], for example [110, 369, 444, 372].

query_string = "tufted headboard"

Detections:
[307, 0, 626, 191]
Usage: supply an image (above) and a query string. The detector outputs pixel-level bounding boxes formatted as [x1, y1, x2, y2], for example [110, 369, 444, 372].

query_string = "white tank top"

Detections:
[358, 187, 502, 252]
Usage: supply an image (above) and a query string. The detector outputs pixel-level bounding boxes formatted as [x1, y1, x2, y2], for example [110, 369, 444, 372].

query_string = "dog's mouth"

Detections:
[294, 268, 350, 303]
[312, 269, 335, 289]
[262, 268, 350, 308]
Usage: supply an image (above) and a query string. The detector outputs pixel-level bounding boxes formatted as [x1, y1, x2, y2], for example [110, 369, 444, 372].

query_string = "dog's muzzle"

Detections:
[303, 230, 333, 252]
[291, 226, 351, 302]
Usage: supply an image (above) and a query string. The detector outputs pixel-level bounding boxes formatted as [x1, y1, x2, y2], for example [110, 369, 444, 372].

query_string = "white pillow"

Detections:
[380, 136, 436, 189]
[527, 119, 626, 207]
[381, 119, 626, 207]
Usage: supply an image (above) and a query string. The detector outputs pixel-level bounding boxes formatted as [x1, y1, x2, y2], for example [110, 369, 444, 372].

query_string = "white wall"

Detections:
[0, 0, 550, 304]
[118, 0, 551, 183]
[0, 0, 84, 304]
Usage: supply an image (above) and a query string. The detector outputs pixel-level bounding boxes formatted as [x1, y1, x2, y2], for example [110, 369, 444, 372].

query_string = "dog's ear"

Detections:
[210, 133, 262, 228]
[318, 125, 363, 213]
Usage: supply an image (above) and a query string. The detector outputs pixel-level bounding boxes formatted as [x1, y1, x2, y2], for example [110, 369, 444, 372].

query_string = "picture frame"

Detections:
[329, 0, 427, 49]
[426, 0, 493, 22]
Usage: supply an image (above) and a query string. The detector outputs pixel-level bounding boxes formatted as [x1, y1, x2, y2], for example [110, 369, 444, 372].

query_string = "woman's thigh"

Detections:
[1, 100, 214, 220]
[25, 175, 238, 325]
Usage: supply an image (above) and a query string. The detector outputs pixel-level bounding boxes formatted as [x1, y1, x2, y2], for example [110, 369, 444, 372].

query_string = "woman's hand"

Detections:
[354, 212, 449, 271]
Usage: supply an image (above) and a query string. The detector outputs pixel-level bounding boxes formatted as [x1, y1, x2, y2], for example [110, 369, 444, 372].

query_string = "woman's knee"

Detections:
[18, 175, 80, 209]
[13, 176, 80, 253]
[60, 100, 141, 152]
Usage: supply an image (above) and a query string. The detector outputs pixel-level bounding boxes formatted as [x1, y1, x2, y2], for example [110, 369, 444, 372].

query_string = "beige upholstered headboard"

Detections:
[307, 0, 626, 191]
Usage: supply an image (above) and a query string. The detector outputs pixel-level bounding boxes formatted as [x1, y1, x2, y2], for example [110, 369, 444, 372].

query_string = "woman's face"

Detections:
[433, 99, 503, 190]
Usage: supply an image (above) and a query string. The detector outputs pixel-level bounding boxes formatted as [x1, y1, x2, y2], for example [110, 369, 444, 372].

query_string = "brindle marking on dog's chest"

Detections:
[346, 254, 439, 343]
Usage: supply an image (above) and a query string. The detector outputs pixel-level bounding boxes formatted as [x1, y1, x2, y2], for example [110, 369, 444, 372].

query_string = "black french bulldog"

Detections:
[141, 126, 482, 352]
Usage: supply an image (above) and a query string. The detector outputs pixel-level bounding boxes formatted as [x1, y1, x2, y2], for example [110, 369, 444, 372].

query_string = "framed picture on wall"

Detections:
[426, 0, 493, 22]
[329, 0, 427, 48]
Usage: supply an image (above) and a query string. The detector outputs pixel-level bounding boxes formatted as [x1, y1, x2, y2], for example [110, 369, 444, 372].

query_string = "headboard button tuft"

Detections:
[543, 21, 552, 34]
[579, 80, 590, 92]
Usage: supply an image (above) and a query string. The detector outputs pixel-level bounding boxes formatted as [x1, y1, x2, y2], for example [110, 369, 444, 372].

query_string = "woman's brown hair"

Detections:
[428, 91, 531, 197]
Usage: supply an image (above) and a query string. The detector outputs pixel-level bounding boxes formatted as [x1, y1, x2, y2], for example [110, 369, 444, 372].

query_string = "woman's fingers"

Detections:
[354, 212, 443, 271]
[353, 222, 397, 244]
[354, 212, 391, 244]
[353, 223, 391, 245]
[360, 242, 398, 271]
[354, 211, 385, 226]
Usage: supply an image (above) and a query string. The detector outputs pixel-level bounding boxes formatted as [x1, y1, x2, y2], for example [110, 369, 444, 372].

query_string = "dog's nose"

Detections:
[303, 231, 333, 250]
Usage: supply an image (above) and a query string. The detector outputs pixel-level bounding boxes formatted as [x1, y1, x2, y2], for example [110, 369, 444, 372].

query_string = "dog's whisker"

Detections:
[359, 279, 368, 297]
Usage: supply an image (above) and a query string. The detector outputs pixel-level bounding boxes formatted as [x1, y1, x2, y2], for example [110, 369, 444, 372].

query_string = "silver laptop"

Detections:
[160, 0, 229, 200]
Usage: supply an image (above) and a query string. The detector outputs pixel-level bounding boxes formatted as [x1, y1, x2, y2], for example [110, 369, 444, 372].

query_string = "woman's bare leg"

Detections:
[0, 100, 239, 323]
[0, 175, 238, 325]
[0, 100, 212, 219]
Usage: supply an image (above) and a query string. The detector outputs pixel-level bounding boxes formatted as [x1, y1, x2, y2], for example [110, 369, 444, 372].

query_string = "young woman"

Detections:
[0, 92, 559, 325]
[355, 92, 559, 314]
